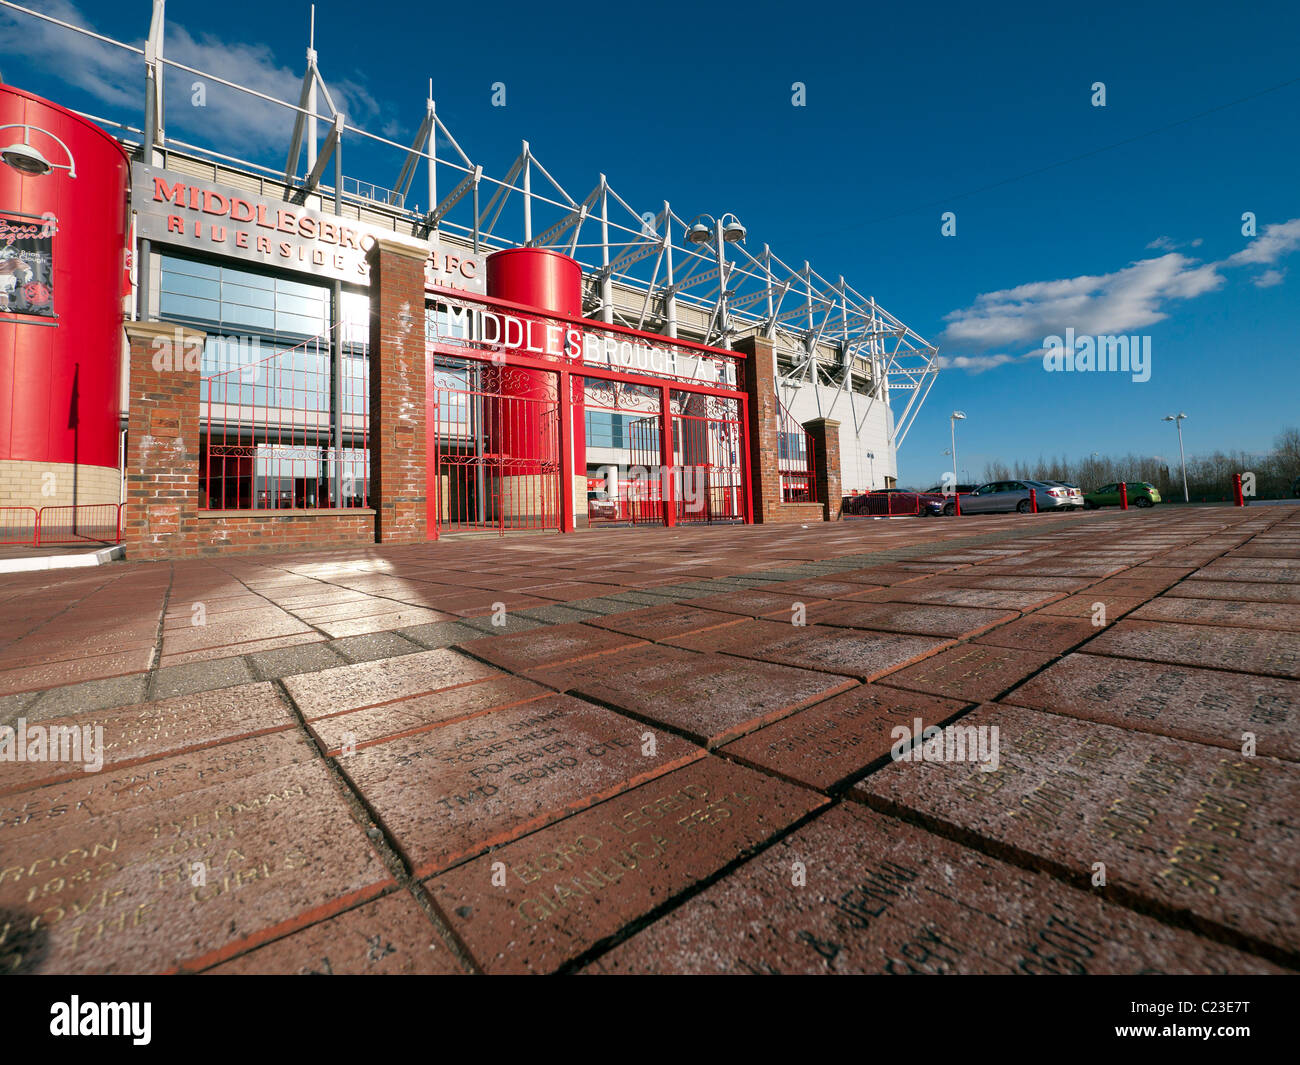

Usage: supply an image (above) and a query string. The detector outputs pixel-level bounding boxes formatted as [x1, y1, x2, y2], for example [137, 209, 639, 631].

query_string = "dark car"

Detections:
[586, 490, 617, 520]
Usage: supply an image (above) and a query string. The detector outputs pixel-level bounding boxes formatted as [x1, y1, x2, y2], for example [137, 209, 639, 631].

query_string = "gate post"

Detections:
[734, 334, 782, 522]
[367, 236, 429, 544]
[558, 368, 575, 532]
[660, 383, 676, 527]
[122, 321, 206, 559]
[802, 417, 841, 521]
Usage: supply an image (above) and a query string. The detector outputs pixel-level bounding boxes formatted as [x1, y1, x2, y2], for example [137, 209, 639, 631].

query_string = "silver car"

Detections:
[960, 479, 1083, 514]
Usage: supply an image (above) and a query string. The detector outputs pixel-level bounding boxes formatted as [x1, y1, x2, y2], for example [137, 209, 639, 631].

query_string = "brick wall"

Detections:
[804, 417, 843, 521]
[122, 321, 204, 560]
[195, 511, 376, 555]
[736, 334, 834, 523]
[367, 236, 428, 543]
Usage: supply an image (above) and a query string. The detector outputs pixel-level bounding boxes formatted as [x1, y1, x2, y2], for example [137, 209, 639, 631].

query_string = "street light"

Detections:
[950, 411, 966, 492]
[0, 123, 76, 178]
[685, 213, 746, 349]
[1162, 413, 1189, 503]
[866, 450, 875, 490]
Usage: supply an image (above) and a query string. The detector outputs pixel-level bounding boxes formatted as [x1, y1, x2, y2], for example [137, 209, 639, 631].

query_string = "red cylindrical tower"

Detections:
[485, 248, 584, 527]
[0, 84, 130, 513]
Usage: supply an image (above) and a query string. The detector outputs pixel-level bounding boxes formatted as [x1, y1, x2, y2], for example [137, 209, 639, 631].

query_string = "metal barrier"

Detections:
[1, 504, 123, 546]
[1, 507, 39, 545]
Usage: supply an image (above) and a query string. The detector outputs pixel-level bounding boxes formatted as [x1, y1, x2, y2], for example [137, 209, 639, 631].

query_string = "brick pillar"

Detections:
[367, 236, 428, 543]
[735, 334, 784, 523]
[122, 321, 206, 560]
[803, 417, 841, 521]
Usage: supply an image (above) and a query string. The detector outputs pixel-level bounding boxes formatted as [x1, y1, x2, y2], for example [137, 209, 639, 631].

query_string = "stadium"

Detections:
[0, 0, 938, 554]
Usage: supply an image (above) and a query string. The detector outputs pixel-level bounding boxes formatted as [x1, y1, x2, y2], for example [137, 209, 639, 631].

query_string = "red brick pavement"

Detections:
[1, 505, 1297, 973]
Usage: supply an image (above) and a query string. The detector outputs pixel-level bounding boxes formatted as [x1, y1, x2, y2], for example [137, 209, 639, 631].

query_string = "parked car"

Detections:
[1041, 480, 1085, 506]
[586, 490, 617, 520]
[1083, 482, 1162, 508]
[1292, 475, 1300, 498]
[843, 488, 941, 517]
[959, 480, 1084, 514]
[919, 484, 979, 517]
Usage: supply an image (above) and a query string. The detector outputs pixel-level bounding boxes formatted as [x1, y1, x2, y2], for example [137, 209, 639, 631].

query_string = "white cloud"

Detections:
[1225, 218, 1300, 267]
[936, 352, 1020, 373]
[941, 219, 1300, 373]
[941, 252, 1223, 351]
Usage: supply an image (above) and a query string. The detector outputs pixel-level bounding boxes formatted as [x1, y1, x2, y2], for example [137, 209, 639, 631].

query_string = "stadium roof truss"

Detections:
[2, 0, 940, 448]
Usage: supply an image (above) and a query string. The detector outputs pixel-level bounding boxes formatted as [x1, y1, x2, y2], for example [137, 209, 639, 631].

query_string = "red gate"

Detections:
[430, 358, 561, 534]
[426, 290, 752, 538]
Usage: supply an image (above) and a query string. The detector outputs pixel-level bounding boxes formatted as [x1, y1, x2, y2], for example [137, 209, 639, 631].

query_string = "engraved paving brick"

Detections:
[528, 645, 856, 747]
[883, 586, 1067, 611]
[308, 675, 551, 755]
[586, 804, 1276, 974]
[1086, 620, 1300, 679]
[0, 730, 319, 844]
[1168, 580, 1300, 604]
[209, 891, 467, 974]
[720, 686, 969, 791]
[0, 684, 295, 796]
[1004, 652, 1300, 761]
[584, 604, 746, 641]
[974, 614, 1106, 655]
[684, 588, 830, 618]
[1130, 596, 1300, 632]
[428, 757, 825, 973]
[877, 645, 1055, 702]
[0, 760, 393, 974]
[809, 601, 1017, 639]
[456, 624, 645, 673]
[853, 703, 1300, 962]
[282, 649, 501, 720]
[665, 619, 951, 682]
[336, 694, 704, 877]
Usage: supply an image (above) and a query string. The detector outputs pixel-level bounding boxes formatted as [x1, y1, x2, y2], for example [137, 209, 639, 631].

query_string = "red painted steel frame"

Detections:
[425, 287, 751, 539]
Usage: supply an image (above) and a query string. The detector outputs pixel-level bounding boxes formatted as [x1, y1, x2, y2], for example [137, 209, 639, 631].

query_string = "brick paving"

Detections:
[0, 505, 1297, 974]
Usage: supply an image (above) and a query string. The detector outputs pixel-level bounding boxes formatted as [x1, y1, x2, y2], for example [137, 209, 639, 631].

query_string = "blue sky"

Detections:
[3, 0, 1297, 486]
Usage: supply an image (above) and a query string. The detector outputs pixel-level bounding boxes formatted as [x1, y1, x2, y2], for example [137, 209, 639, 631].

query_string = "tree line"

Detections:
[979, 427, 1300, 502]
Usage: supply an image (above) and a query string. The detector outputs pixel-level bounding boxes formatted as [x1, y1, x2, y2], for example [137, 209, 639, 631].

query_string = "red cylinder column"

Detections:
[0, 84, 130, 514]
[485, 248, 583, 529]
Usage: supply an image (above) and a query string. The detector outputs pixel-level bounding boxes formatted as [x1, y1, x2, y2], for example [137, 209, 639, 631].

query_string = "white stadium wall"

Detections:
[780, 383, 899, 495]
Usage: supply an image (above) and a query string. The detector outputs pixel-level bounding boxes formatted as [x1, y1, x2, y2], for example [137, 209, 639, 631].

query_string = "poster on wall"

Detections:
[0, 210, 56, 317]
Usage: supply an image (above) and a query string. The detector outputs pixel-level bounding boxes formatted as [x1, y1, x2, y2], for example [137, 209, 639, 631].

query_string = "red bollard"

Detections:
[954, 491, 961, 516]
[1029, 489, 1038, 513]
[1119, 482, 1129, 510]
[1233, 473, 1245, 507]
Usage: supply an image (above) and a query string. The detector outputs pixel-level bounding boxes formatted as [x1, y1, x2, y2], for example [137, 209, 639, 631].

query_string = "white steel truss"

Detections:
[1, 0, 940, 448]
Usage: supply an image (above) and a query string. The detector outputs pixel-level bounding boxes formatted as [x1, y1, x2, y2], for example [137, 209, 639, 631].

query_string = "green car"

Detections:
[1083, 482, 1162, 509]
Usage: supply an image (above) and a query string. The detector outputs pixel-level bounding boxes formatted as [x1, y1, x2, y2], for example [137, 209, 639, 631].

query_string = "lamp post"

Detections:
[950, 411, 966, 492]
[866, 450, 875, 490]
[686, 213, 746, 349]
[1162, 413, 1189, 503]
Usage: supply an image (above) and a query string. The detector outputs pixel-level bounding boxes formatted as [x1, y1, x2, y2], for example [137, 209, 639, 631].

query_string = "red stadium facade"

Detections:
[0, 82, 846, 558]
[0, 84, 130, 543]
